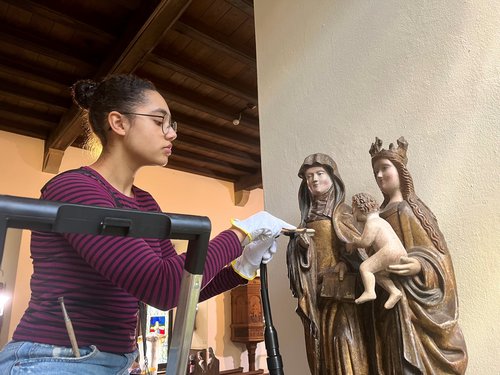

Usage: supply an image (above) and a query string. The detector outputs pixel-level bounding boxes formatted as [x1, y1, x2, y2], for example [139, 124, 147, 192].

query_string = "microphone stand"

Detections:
[260, 262, 284, 375]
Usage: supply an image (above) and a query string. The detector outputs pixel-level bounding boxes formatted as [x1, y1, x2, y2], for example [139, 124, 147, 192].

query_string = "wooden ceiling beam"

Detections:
[2, 0, 115, 44]
[154, 81, 259, 132]
[0, 123, 48, 140]
[0, 102, 60, 124]
[0, 58, 70, 92]
[0, 55, 78, 89]
[170, 151, 250, 176]
[148, 53, 257, 103]
[166, 160, 237, 182]
[95, 0, 193, 76]
[174, 19, 256, 66]
[0, 109, 57, 129]
[107, 0, 142, 11]
[0, 27, 95, 71]
[43, 0, 193, 173]
[174, 134, 260, 168]
[174, 113, 260, 155]
[0, 81, 70, 111]
[234, 171, 263, 192]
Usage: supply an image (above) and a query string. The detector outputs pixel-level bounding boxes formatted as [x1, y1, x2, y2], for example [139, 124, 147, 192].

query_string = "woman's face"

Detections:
[373, 158, 400, 196]
[305, 166, 333, 197]
[122, 90, 177, 167]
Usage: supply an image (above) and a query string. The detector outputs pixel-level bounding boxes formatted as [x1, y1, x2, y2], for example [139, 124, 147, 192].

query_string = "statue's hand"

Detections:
[297, 232, 310, 249]
[387, 256, 422, 276]
[333, 261, 348, 281]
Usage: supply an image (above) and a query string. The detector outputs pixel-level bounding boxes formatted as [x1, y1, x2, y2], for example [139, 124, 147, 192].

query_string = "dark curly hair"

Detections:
[71, 74, 156, 147]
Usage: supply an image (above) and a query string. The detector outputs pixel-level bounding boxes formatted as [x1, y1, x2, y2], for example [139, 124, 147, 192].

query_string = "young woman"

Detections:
[0, 74, 293, 374]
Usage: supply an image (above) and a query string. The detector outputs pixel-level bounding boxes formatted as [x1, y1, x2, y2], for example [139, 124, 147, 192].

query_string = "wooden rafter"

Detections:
[148, 53, 257, 103]
[235, 171, 262, 192]
[0, 55, 78, 88]
[174, 19, 256, 66]
[174, 113, 260, 155]
[174, 134, 260, 168]
[170, 151, 250, 177]
[154, 83, 259, 133]
[0, 81, 70, 111]
[2, 0, 115, 45]
[0, 25, 95, 70]
[225, 0, 254, 17]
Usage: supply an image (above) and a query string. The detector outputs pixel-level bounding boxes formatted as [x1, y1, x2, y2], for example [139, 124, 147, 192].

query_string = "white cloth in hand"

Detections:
[231, 211, 296, 246]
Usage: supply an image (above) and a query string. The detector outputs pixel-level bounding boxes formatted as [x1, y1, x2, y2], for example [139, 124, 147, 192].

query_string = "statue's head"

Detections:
[297, 153, 346, 223]
[352, 192, 379, 222]
[299, 153, 338, 178]
[369, 137, 415, 201]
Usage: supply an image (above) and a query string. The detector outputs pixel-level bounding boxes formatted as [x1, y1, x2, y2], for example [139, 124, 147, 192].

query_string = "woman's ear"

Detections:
[107, 111, 127, 135]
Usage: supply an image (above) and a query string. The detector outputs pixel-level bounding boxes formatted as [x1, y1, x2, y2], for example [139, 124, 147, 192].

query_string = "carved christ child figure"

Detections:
[350, 193, 407, 309]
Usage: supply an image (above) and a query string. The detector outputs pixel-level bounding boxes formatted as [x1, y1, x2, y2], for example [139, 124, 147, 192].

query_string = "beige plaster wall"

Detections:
[254, 1, 499, 374]
[0, 130, 266, 371]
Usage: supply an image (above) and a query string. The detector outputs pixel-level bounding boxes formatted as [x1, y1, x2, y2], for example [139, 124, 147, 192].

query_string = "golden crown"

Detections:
[369, 136, 408, 165]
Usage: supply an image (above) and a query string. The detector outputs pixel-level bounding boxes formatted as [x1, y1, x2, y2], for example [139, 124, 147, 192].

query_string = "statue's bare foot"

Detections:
[355, 291, 376, 304]
[384, 291, 402, 309]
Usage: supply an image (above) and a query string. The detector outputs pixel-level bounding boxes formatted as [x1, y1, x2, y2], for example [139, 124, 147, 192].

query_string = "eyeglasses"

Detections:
[120, 112, 177, 134]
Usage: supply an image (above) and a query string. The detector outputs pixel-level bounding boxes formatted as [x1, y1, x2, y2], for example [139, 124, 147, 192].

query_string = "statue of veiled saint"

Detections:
[286, 153, 369, 375]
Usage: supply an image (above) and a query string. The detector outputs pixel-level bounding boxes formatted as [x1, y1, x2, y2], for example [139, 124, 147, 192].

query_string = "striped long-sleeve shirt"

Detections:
[12, 167, 246, 353]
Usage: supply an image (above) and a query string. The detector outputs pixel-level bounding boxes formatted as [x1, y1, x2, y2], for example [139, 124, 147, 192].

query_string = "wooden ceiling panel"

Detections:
[175, 18, 255, 65]
[0, 54, 80, 87]
[182, 0, 215, 19]
[157, 30, 192, 54]
[35, 0, 132, 34]
[10, 0, 115, 45]
[198, 0, 232, 27]
[0, 102, 60, 123]
[145, 53, 257, 102]
[213, 7, 248, 36]
[0, 0, 262, 192]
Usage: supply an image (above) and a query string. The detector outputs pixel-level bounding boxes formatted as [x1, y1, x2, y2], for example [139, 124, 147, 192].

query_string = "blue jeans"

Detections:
[0, 341, 138, 374]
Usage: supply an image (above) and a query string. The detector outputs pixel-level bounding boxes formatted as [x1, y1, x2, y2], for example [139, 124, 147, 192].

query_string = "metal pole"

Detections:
[260, 262, 284, 375]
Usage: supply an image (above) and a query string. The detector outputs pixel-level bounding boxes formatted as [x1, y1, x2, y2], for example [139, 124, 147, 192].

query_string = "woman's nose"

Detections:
[165, 127, 177, 141]
[376, 170, 383, 178]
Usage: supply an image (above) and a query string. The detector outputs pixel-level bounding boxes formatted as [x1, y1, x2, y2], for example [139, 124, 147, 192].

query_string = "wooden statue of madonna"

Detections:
[363, 137, 468, 374]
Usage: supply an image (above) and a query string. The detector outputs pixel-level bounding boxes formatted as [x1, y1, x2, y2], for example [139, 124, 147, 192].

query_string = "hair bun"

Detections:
[71, 79, 98, 110]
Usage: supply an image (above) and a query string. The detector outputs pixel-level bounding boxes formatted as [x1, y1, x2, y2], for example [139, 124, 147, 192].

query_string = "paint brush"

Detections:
[58, 296, 80, 358]
[280, 228, 315, 236]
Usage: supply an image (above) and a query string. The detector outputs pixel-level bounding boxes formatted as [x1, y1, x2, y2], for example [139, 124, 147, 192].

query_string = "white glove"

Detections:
[231, 211, 296, 246]
[261, 241, 278, 264]
[232, 237, 277, 280]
